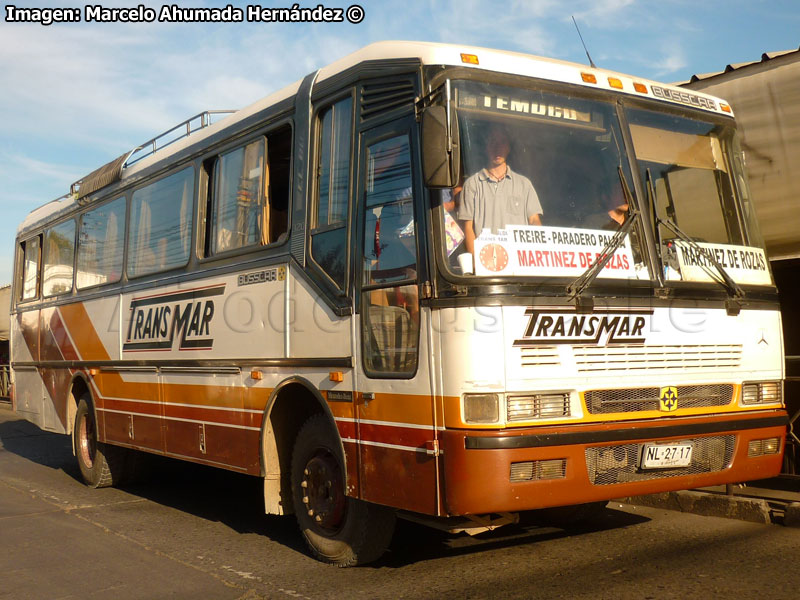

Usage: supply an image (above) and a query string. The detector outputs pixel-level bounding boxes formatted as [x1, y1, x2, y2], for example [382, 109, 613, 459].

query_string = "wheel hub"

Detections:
[78, 413, 96, 469]
[301, 450, 345, 532]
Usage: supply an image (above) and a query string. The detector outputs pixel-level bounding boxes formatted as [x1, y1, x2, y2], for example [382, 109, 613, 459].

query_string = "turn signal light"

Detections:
[748, 437, 781, 457]
[510, 459, 567, 482]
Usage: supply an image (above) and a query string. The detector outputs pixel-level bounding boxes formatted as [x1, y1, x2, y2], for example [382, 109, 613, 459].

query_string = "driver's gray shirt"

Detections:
[457, 166, 542, 236]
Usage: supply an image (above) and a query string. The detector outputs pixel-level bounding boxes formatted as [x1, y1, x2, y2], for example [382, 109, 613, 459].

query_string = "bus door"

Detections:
[354, 120, 439, 515]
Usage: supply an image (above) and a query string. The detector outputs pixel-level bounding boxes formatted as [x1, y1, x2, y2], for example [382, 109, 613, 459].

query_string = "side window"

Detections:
[212, 138, 266, 253]
[128, 167, 194, 278]
[18, 236, 41, 301]
[43, 220, 76, 297]
[311, 97, 353, 289]
[77, 196, 125, 289]
[360, 133, 419, 376]
[204, 125, 291, 256]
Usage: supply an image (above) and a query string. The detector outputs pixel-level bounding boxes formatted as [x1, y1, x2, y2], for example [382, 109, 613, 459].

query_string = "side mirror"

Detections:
[421, 106, 460, 188]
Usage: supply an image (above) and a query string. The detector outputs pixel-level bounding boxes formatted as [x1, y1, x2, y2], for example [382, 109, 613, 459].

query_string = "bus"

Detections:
[10, 42, 787, 566]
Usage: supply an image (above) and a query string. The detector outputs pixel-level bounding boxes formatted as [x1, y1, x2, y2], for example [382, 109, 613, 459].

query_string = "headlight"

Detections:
[741, 381, 782, 406]
[507, 393, 570, 421]
[463, 393, 500, 424]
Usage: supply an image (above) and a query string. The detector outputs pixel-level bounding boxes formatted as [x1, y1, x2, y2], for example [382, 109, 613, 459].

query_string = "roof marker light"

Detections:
[460, 53, 479, 65]
[721, 103, 732, 113]
[633, 82, 648, 94]
[581, 72, 597, 84]
[608, 77, 623, 89]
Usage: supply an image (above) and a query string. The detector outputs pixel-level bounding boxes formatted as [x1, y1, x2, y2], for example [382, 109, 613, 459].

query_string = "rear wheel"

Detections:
[291, 414, 395, 566]
[74, 395, 128, 488]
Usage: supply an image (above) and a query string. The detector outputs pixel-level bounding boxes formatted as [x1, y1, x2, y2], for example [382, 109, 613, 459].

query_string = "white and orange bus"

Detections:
[11, 42, 787, 565]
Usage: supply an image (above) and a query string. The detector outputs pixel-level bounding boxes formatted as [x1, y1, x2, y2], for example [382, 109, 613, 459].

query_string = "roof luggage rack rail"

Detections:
[70, 109, 237, 201]
[123, 109, 237, 168]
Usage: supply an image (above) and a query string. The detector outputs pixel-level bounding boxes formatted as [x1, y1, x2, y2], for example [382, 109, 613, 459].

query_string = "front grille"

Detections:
[574, 344, 742, 373]
[519, 346, 560, 368]
[585, 434, 735, 485]
[585, 384, 734, 414]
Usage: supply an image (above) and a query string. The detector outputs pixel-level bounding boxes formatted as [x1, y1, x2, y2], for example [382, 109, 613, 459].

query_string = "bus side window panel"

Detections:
[266, 125, 291, 243]
[77, 197, 126, 289]
[361, 134, 420, 376]
[311, 97, 353, 289]
[212, 139, 266, 254]
[43, 220, 76, 297]
[205, 126, 290, 257]
[128, 167, 194, 278]
[20, 235, 41, 301]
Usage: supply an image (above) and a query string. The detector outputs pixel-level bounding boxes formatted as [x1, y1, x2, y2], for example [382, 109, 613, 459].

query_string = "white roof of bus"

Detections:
[19, 41, 731, 236]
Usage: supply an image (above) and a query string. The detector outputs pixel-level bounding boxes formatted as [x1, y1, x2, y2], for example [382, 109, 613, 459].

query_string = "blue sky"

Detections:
[1, 0, 798, 285]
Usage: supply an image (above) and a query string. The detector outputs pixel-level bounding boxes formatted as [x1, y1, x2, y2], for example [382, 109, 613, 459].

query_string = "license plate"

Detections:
[640, 442, 693, 469]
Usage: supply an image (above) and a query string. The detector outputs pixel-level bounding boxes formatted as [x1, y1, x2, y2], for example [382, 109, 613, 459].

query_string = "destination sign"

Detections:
[473, 225, 637, 279]
[458, 92, 598, 127]
[671, 241, 771, 286]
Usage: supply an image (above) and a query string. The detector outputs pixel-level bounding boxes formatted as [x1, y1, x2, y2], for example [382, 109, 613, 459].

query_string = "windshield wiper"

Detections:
[645, 168, 744, 315]
[566, 166, 638, 310]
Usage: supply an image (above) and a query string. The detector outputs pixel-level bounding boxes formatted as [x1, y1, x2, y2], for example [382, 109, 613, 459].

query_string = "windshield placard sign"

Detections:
[473, 225, 637, 279]
[672, 241, 771, 286]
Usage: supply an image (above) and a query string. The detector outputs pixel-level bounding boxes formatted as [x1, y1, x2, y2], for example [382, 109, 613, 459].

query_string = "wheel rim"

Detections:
[300, 449, 346, 533]
[78, 412, 96, 469]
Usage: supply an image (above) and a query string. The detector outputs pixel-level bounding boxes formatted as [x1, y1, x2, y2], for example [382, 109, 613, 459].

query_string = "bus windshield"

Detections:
[626, 107, 772, 286]
[435, 81, 772, 289]
[437, 81, 648, 282]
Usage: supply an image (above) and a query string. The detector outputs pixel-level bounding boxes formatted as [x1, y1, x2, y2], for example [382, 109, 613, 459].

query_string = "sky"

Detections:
[1, 0, 798, 286]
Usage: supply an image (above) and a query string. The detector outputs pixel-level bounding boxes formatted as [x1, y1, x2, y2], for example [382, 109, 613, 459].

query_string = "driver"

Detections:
[457, 126, 543, 255]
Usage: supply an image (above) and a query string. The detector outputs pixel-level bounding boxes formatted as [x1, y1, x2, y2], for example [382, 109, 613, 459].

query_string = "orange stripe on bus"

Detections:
[357, 391, 441, 428]
[58, 302, 111, 361]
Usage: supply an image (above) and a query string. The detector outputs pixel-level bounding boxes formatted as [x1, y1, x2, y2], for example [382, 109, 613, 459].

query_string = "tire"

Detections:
[73, 395, 128, 488]
[291, 414, 395, 566]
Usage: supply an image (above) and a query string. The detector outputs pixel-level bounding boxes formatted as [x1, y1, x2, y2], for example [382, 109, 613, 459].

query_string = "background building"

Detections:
[683, 48, 800, 473]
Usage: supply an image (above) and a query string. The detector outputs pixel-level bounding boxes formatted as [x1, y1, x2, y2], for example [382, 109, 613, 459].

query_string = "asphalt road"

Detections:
[2, 403, 799, 600]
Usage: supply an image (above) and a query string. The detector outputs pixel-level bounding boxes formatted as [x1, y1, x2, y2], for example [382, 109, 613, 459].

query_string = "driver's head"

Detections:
[485, 127, 511, 167]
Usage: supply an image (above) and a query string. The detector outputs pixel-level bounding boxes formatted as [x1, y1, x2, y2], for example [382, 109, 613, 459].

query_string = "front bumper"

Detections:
[441, 411, 787, 515]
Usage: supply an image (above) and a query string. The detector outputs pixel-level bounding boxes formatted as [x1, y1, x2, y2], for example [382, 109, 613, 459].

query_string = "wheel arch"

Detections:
[259, 376, 345, 516]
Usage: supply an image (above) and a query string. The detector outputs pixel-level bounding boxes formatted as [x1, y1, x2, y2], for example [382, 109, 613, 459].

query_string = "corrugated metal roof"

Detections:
[675, 46, 800, 85]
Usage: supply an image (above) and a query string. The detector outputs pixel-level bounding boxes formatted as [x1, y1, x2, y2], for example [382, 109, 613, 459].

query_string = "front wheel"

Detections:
[290, 414, 395, 566]
[73, 395, 128, 488]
